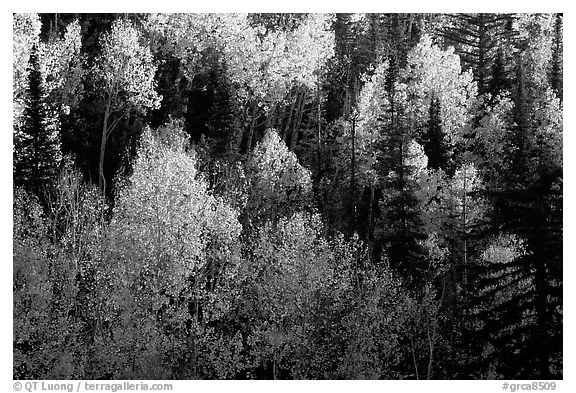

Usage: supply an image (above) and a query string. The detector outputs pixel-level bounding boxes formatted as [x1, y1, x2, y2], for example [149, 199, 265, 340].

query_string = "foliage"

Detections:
[468, 172, 562, 378]
[469, 94, 515, 184]
[145, 13, 334, 109]
[13, 13, 562, 380]
[94, 17, 162, 193]
[14, 168, 103, 379]
[13, 13, 41, 127]
[95, 19, 162, 112]
[39, 19, 85, 115]
[98, 122, 242, 378]
[244, 129, 313, 225]
[403, 34, 476, 147]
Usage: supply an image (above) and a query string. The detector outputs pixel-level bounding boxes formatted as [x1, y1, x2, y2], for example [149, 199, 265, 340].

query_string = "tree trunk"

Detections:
[407, 14, 414, 37]
[350, 116, 357, 233]
[410, 334, 420, 380]
[246, 103, 258, 152]
[273, 356, 278, 380]
[283, 89, 298, 142]
[265, 103, 277, 129]
[427, 323, 435, 379]
[316, 78, 322, 176]
[478, 14, 487, 94]
[400, 135, 407, 244]
[368, 185, 375, 250]
[290, 88, 306, 151]
[98, 99, 111, 196]
[462, 164, 468, 286]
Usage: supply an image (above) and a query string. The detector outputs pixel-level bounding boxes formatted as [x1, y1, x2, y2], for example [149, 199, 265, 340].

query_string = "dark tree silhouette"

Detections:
[14, 43, 60, 193]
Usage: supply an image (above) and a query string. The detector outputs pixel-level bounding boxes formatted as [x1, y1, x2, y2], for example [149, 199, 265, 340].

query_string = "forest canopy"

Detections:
[13, 13, 562, 380]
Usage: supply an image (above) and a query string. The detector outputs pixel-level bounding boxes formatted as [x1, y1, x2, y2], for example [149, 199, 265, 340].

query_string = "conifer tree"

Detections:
[468, 170, 562, 379]
[442, 14, 514, 95]
[508, 59, 529, 183]
[14, 44, 60, 193]
[467, 15, 563, 378]
[376, 55, 429, 285]
[487, 48, 510, 100]
[423, 95, 449, 171]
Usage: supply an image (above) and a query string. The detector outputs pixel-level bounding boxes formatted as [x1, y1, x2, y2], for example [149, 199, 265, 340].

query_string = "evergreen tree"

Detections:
[14, 44, 60, 193]
[487, 48, 510, 100]
[466, 15, 562, 377]
[376, 56, 429, 285]
[508, 58, 529, 184]
[423, 95, 449, 171]
[442, 14, 515, 95]
[468, 170, 562, 378]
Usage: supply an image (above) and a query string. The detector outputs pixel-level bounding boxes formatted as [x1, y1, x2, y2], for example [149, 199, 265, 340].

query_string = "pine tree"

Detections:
[376, 56, 428, 285]
[468, 170, 562, 378]
[487, 48, 510, 100]
[508, 58, 530, 184]
[423, 95, 449, 171]
[14, 43, 60, 193]
[466, 17, 563, 377]
[442, 14, 514, 95]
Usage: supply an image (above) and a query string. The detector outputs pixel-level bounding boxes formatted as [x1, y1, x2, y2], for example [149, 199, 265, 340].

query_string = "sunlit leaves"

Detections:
[517, 14, 555, 91]
[531, 88, 562, 170]
[416, 162, 487, 237]
[238, 212, 352, 378]
[39, 19, 85, 115]
[95, 120, 244, 378]
[471, 94, 514, 181]
[245, 129, 313, 223]
[13, 13, 41, 126]
[110, 121, 240, 295]
[341, 62, 388, 187]
[145, 13, 334, 110]
[403, 34, 477, 145]
[514, 14, 562, 176]
[96, 19, 161, 112]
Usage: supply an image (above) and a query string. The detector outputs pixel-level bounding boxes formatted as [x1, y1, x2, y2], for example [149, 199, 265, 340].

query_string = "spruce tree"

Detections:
[487, 48, 510, 100]
[442, 14, 514, 95]
[423, 95, 449, 171]
[466, 22, 563, 377]
[14, 44, 60, 193]
[500, 57, 528, 187]
[376, 55, 428, 285]
[467, 170, 562, 379]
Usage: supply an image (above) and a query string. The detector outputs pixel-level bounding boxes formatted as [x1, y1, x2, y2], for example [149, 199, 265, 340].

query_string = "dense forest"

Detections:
[13, 13, 562, 380]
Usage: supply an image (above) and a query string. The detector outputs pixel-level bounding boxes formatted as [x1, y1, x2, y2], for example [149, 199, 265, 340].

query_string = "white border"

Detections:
[1, 2, 572, 391]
